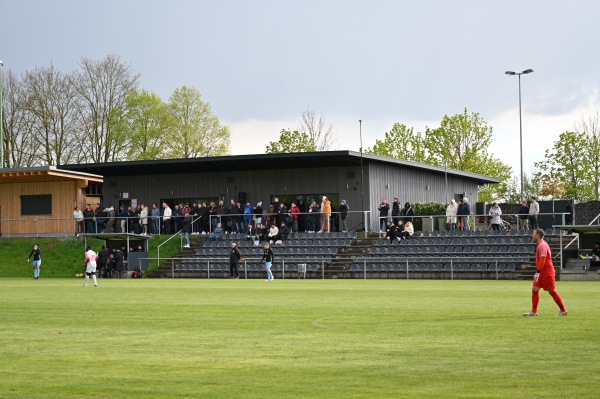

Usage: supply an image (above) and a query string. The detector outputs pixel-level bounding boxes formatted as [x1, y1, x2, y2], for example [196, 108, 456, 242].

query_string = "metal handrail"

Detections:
[554, 212, 600, 260]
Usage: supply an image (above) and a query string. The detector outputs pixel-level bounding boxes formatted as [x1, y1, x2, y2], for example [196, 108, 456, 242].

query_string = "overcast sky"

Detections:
[2, 0, 598, 176]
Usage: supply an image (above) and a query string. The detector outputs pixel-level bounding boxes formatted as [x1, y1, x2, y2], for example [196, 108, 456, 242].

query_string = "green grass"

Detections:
[0, 235, 186, 277]
[1, 279, 599, 398]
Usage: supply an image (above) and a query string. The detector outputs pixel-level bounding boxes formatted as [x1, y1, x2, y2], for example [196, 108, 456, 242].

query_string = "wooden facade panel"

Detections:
[0, 180, 84, 235]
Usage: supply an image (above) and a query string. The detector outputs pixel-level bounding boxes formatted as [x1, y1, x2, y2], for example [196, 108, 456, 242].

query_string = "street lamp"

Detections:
[359, 119, 364, 231]
[505, 68, 534, 202]
[0, 59, 4, 169]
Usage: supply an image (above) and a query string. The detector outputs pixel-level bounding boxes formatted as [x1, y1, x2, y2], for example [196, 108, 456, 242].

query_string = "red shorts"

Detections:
[533, 275, 556, 291]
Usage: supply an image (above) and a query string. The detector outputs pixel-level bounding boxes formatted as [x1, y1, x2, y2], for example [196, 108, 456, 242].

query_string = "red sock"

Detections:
[550, 291, 566, 312]
[532, 291, 540, 313]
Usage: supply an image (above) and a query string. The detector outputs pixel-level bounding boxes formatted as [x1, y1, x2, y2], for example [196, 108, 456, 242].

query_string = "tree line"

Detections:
[1, 54, 230, 167]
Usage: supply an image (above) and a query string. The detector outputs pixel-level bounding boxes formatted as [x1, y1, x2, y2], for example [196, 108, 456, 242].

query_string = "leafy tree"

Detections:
[535, 131, 594, 201]
[504, 171, 542, 203]
[113, 89, 169, 160]
[165, 86, 230, 158]
[266, 129, 316, 153]
[576, 112, 600, 200]
[366, 123, 426, 162]
[369, 109, 512, 202]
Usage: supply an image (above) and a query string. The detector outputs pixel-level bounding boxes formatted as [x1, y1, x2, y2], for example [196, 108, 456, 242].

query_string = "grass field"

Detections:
[1, 279, 599, 398]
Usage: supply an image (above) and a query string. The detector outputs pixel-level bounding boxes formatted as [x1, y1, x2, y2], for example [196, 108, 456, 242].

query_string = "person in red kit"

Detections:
[524, 229, 568, 316]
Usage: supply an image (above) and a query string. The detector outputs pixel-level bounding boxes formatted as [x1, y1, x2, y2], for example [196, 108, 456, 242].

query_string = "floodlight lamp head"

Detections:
[505, 71, 516, 75]
[522, 69, 534, 74]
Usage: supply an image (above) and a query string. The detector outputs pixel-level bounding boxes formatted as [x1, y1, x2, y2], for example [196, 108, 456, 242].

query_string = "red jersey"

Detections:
[535, 239, 555, 278]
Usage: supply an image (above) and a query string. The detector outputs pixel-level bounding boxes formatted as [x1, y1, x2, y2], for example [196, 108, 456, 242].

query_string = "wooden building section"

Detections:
[0, 167, 103, 236]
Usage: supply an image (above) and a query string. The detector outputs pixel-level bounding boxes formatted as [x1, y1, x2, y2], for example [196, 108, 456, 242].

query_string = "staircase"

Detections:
[145, 235, 206, 278]
[324, 233, 379, 278]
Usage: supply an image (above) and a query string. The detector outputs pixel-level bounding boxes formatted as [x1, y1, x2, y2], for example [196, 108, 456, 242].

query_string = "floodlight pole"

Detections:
[505, 68, 534, 203]
[359, 119, 364, 231]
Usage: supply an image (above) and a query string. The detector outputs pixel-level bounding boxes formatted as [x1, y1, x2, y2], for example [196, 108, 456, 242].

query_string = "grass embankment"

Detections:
[0, 235, 184, 277]
[0, 279, 598, 399]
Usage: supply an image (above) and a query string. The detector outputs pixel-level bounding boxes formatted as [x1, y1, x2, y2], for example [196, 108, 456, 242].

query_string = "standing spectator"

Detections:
[402, 202, 414, 224]
[200, 202, 210, 234]
[277, 202, 288, 231]
[83, 245, 98, 287]
[321, 196, 331, 233]
[229, 242, 241, 279]
[339, 200, 349, 232]
[112, 248, 125, 278]
[391, 198, 401, 225]
[127, 206, 137, 233]
[459, 198, 471, 231]
[83, 204, 95, 233]
[272, 198, 281, 226]
[151, 204, 160, 234]
[97, 245, 110, 278]
[173, 205, 183, 232]
[27, 244, 42, 280]
[74, 207, 84, 236]
[489, 202, 502, 231]
[565, 202, 574, 225]
[140, 204, 149, 235]
[162, 203, 172, 234]
[234, 202, 245, 233]
[290, 202, 301, 233]
[182, 213, 192, 248]
[119, 206, 128, 233]
[210, 201, 219, 232]
[518, 200, 530, 230]
[254, 202, 263, 225]
[261, 242, 275, 281]
[182, 203, 191, 216]
[191, 202, 200, 234]
[446, 200, 458, 233]
[215, 199, 226, 232]
[244, 202, 254, 229]
[307, 201, 320, 233]
[106, 206, 117, 233]
[529, 197, 539, 229]
[378, 199, 390, 232]
[95, 204, 106, 233]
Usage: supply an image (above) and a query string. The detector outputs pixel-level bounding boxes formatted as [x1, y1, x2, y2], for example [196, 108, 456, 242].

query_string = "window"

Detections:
[21, 195, 52, 216]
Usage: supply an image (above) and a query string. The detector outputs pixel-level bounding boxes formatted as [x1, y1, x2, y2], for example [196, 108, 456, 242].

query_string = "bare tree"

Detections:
[21, 65, 78, 166]
[576, 112, 600, 200]
[1, 70, 37, 167]
[298, 108, 337, 151]
[73, 54, 140, 163]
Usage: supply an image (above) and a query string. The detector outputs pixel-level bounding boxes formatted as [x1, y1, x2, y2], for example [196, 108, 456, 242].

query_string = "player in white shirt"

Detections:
[84, 245, 98, 287]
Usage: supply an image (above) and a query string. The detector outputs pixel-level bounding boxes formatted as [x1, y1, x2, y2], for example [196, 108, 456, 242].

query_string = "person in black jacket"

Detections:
[403, 202, 414, 224]
[261, 242, 275, 281]
[378, 199, 390, 232]
[518, 200, 530, 230]
[339, 200, 349, 232]
[565, 202, 574, 225]
[229, 242, 242, 279]
[97, 245, 110, 278]
[391, 198, 400, 225]
[386, 221, 397, 243]
[27, 244, 42, 279]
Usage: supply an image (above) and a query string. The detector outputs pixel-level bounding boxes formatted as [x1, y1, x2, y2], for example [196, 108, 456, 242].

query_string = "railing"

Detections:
[352, 256, 523, 281]
[0, 211, 575, 238]
[554, 212, 600, 262]
[208, 210, 371, 238]
[140, 256, 329, 280]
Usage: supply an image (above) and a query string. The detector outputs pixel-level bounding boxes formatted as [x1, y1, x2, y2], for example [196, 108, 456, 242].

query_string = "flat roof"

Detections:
[59, 151, 500, 185]
[0, 166, 103, 184]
